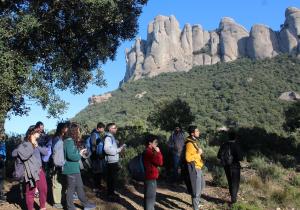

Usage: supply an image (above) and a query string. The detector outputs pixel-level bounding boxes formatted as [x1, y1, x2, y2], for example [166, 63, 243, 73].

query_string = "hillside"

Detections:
[74, 55, 300, 135]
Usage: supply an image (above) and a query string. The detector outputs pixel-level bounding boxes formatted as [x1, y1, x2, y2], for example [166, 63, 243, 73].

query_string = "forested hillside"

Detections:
[74, 55, 300, 135]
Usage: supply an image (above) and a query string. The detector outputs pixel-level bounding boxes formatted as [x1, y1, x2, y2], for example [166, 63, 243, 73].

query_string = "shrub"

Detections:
[230, 202, 263, 210]
[250, 157, 282, 182]
[290, 173, 300, 186]
[245, 175, 264, 189]
[270, 186, 300, 208]
[211, 165, 227, 187]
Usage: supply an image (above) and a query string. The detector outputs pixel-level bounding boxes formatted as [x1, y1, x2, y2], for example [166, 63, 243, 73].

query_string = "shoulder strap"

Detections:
[185, 140, 198, 150]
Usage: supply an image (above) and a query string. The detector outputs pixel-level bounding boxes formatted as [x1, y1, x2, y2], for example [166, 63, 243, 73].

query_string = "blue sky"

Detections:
[5, 0, 300, 134]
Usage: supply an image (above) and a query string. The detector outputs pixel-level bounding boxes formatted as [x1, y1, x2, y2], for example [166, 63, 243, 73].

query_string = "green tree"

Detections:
[147, 98, 195, 132]
[284, 101, 300, 132]
[0, 0, 148, 136]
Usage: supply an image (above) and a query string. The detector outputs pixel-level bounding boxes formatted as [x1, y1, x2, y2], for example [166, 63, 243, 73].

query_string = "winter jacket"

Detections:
[104, 133, 121, 164]
[12, 142, 48, 185]
[62, 138, 81, 175]
[185, 137, 204, 169]
[143, 147, 163, 180]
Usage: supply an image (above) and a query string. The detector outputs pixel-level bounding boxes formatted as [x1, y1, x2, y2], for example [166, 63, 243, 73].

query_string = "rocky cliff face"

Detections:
[120, 7, 300, 85]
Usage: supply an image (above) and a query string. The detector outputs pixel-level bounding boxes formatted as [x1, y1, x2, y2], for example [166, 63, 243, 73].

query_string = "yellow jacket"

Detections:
[185, 137, 204, 169]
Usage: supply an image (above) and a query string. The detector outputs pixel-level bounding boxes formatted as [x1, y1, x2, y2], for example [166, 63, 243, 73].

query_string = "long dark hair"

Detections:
[54, 122, 68, 137]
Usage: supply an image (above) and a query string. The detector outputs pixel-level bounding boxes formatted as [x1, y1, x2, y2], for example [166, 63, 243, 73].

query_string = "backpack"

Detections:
[13, 157, 25, 181]
[219, 143, 233, 166]
[85, 132, 105, 156]
[128, 152, 145, 181]
[179, 140, 198, 177]
[52, 139, 65, 167]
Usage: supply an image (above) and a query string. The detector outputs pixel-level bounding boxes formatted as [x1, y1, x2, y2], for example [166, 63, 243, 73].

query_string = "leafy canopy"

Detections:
[0, 0, 148, 118]
[147, 98, 195, 132]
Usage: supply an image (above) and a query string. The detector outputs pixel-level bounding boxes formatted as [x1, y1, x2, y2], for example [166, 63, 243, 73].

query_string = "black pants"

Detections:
[224, 166, 240, 203]
[106, 162, 119, 195]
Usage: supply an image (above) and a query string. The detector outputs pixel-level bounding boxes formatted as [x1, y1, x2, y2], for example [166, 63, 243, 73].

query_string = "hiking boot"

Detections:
[53, 203, 64, 209]
[83, 202, 96, 210]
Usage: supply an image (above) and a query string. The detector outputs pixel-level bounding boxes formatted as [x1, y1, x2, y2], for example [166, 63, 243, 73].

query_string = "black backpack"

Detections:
[219, 143, 233, 166]
[128, 152, 145, 181]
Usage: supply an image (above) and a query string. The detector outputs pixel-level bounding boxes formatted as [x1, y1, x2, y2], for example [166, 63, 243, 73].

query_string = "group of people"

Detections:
[4, 120, 242, 210]
[10, 121, 127, 210]
[166, 125, 243, 210]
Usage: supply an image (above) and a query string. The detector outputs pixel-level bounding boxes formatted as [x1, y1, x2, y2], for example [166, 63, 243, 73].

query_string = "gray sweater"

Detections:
[12, 141, 48, 185]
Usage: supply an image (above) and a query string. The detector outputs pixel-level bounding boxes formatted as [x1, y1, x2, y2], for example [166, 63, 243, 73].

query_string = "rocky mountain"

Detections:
[120, 7, 300, 85]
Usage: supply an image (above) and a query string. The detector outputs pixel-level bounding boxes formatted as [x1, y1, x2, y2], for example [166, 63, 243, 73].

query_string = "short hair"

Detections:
[106, 123, 116, 131]
[188, 125, 197, 135]
[228, 129, 237, 140]
[35, 121, 44, 128]
[97, 122, 105, 129]
[145, 134, 159, 146]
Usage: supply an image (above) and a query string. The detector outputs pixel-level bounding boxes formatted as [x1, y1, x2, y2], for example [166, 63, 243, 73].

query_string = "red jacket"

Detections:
[143, 147, 163, 180]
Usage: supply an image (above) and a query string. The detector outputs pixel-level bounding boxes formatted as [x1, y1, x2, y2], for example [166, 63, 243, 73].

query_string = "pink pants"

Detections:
[25, 169, 48, 210]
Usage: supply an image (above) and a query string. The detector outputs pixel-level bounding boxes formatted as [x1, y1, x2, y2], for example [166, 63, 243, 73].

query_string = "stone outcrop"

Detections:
[120, 7, 300, 85]
[278, 91, 300, 101]
[88, 93, 112, 105]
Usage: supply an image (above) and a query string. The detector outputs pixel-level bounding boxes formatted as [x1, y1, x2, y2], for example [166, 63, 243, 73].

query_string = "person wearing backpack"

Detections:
[143, 134, 163, 210]
[12, 125, 48, 210]
[167, 125, 185, 181]
[89, 122, 106, 195]
[184, 125, 205, 210]
[63, 122, 96, 210]
[217, 130, 243, 204]
[51, 122, 68, 209]
[103, 123, 126, 201]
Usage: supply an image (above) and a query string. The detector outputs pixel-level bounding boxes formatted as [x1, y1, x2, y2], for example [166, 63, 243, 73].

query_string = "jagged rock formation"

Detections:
[120, 7, 300, 85]
[88, 93, 112, 105]
[278, 91, 300, 101]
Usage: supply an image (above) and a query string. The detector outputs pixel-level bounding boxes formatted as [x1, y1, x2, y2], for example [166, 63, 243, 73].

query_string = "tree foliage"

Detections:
[147, 98, 195, 132]
[284, 101, 300, 132]
[0, 0, 148, 121]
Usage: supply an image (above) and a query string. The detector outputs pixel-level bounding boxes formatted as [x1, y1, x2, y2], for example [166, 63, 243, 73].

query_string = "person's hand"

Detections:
[31, 139, 38, 148]
[154, 147, 160, 153]
[198, 148, 203, 155]
[121, 144, 127, 150]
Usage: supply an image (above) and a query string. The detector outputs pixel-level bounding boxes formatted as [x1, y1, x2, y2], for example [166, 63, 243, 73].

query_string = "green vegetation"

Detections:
[75, 55, 300, 137]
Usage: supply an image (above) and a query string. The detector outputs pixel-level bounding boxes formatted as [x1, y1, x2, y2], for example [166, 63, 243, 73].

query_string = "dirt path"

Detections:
[0, 174, 231, 210]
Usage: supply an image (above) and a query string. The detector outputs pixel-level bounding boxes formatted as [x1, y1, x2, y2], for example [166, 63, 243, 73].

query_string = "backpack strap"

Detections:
[185, 139, 199, 151]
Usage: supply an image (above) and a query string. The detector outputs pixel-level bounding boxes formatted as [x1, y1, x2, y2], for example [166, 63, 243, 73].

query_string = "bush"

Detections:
[230, 202, 263, 210]
[211, 165, 227, 187]
[245, 175, 264, 190]
[270, 186, 300, 207]
[250, 157, 282, 182]
[290, 173, 300, 186]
